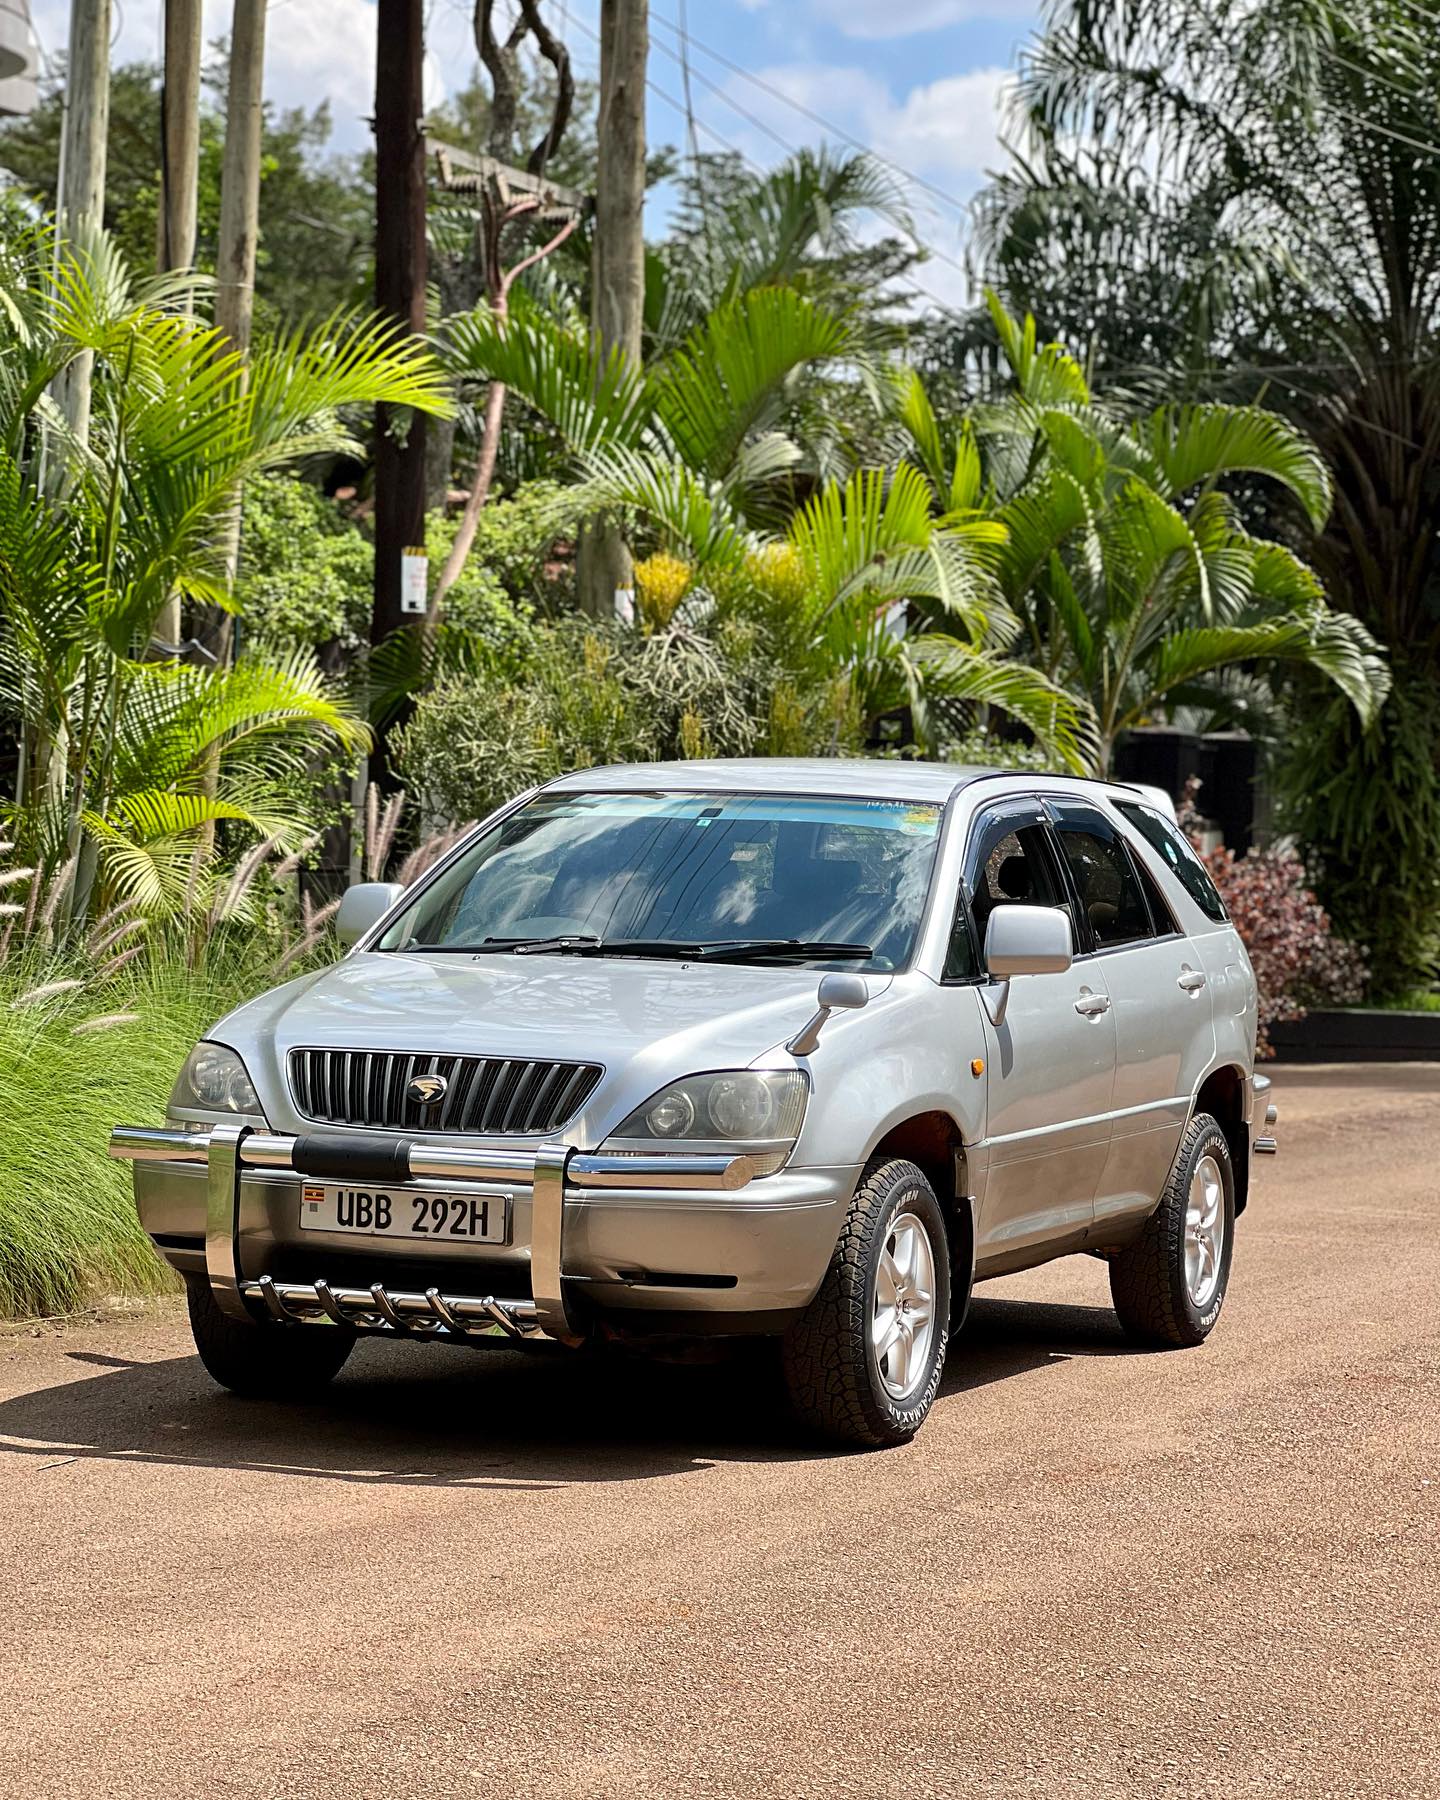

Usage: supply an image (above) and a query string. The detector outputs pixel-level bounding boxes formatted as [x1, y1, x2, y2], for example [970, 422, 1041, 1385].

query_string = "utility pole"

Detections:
[155, 0, 203, 649]
[369, 0, 429, 791]
[57, 0, 112, 444]
[578, 0, 647, 619]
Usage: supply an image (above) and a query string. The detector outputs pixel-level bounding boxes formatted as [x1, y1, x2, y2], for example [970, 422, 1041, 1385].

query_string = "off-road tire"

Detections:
[185, 1274, 355, 1398]
[1109, 1112, 1235, 1349]
[782, 1158, 951, 1449]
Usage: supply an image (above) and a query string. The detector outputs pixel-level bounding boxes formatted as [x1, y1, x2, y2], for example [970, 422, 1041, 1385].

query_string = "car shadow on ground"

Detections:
[0, 1294, 1137, 1489]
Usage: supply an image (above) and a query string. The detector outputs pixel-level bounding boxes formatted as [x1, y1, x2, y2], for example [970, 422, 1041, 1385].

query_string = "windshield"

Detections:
[376, 790, 946, 971]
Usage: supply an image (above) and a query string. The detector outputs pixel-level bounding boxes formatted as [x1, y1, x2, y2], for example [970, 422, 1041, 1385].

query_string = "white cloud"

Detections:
[817, 0, 1038, 39]
[711, 59, 1012, 187]
[878, 67, 1015, 180]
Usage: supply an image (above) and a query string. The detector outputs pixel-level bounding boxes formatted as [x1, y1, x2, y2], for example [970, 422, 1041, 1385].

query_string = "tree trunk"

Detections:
[186, 0, 267, 929]
[155, 0, 204, 650]
[577, 0, 647, 619]
[369, 0, 429, 792]
[158, 0, 203, 278]
[197, 0, 268, 666]
[57, 0, 111, 448]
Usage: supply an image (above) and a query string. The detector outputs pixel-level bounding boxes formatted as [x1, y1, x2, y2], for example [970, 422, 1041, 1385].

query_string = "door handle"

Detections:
[1177, 970, 1207, 993]
[1074, 992, 1111, 1017]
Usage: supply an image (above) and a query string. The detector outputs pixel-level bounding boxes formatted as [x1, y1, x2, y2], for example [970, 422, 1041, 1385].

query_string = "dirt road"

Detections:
[2, 1065, 1437, 1798]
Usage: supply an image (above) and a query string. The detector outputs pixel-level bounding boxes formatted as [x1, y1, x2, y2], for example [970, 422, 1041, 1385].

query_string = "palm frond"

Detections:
[1135, 403, 1332, 527]
[440, 299, 650, 456]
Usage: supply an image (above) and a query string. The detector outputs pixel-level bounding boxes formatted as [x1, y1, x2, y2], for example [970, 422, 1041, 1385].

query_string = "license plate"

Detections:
[299, 1184, 510, 1245]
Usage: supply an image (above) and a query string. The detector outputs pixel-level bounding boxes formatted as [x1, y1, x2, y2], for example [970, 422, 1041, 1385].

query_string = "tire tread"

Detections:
[1109, 1112, 1233, 1349]
[782, 1158, 949, 1448]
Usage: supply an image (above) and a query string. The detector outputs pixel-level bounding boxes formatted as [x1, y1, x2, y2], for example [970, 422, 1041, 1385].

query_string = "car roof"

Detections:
[540, 757, 1149, 808]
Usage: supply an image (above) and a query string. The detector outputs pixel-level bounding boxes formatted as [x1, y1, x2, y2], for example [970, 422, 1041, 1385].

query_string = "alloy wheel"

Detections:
[1185, 1154, 1226, 1310]
[871, 1209, 938, 1400]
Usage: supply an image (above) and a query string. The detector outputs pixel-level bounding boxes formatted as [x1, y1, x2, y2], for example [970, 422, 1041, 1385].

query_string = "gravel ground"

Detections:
[1, 1064, 1436, 1798]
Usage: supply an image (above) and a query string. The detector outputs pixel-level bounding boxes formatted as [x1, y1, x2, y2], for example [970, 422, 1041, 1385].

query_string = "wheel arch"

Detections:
[1191, 1062, 1250, 1215]
[864, 1109, 975, 1297]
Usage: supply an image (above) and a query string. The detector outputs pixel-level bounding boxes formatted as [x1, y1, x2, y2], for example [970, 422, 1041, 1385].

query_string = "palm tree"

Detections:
[973, 0, 1440, 978]
[0, 221, 451, 924]
[894, 299, 1387, 774]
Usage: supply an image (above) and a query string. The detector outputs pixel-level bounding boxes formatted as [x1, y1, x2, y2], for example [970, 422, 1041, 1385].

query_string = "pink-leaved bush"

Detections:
[1180, 780, 1367, 1056]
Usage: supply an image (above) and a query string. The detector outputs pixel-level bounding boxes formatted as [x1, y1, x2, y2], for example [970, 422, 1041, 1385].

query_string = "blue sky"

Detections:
[31, 0, 1042, 303]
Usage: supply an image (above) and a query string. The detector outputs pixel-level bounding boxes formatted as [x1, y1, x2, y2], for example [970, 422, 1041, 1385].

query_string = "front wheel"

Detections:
[782, 1158, 951, 1448]
[185, 1274, 355, 1398]
[1109, 1112, 1236, 1348]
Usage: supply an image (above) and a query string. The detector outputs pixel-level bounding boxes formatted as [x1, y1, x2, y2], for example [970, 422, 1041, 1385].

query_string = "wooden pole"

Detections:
[158, 0, 203, 278]
[215, 0, 267, 364]
[155, 0, 204, 648]
[191, 0, 267, 666]
[578, 0, 647, 619]
[57, 0, 112, 446]
[369, 0, 429, 790]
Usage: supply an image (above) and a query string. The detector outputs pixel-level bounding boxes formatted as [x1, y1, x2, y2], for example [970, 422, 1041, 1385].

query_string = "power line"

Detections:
[650, 8, 973, 223]
[644, 21, 973, 284]
[641, 23, 972, 289]
[563, 7, 966, 318]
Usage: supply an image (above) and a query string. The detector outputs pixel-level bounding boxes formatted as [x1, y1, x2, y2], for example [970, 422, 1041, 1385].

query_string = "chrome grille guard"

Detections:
[109, 1124, 755, 1344]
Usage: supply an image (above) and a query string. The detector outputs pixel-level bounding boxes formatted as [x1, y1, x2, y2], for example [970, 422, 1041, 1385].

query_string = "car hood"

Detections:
[214, 951, 895, 1137]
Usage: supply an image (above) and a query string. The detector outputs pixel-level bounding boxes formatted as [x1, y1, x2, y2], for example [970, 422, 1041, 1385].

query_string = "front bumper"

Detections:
[110, 1124, 850, 1343]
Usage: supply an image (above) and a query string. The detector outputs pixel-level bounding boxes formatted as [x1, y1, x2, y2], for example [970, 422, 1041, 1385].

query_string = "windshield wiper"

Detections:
[415, 935, 873, 962]
[691, 939, 873, 963]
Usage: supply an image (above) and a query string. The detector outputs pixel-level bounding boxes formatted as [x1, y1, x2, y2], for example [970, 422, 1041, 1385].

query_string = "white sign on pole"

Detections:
[400, 547, 429, 615]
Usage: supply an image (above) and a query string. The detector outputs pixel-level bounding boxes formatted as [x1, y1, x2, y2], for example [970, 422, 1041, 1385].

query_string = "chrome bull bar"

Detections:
[247, 1273, 544, 1341]
[109, 1123, 754, 1343]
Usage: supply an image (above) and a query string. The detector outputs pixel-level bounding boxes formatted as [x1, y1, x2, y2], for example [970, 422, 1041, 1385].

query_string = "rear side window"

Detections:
[1049, 802, 1154, 950]
[1115, 800, 1228, 924]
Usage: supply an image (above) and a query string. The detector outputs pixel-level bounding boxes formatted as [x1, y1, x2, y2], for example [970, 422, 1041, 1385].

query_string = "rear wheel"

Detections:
[782, 1158, 951, 1448]
[1109, 1113, 1235, 1348]
[185, 1274, 355, 1398]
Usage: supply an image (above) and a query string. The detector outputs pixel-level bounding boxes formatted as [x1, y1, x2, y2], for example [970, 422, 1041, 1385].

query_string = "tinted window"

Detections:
[1129, 848, 1179, 935]
[377, 791, 945, 972]
[1115, 800, 1228, 923]
[947, 808, 1068, 979]
[1050, 804, 1153, 949]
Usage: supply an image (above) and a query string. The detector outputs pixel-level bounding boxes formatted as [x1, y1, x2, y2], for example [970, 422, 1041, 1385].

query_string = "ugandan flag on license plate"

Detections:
[303, 1184, 325, 1208]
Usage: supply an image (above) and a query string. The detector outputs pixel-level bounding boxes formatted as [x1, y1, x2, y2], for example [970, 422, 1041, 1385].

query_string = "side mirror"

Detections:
[786, 971, 870, 1057]
[982, 905, 1072, 1027]
[335, 881, 404, 950]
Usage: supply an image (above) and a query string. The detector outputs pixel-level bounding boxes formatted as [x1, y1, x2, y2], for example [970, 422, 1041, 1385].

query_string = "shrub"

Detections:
[0, 950, 295, 1317]
[1275, 667, 1440, 1000]
[1188, 816, 1369, 1057]
[235, 473, 374, 651]
[392, 614, 864, 825]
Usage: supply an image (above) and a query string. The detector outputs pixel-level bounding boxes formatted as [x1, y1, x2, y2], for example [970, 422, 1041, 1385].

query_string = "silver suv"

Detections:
[112, 760, 1274, 1447]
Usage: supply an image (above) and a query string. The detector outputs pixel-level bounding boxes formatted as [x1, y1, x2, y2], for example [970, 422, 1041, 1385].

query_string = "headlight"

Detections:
[167, 1041, 265, 1118]
[604, 1070, 809, 1166]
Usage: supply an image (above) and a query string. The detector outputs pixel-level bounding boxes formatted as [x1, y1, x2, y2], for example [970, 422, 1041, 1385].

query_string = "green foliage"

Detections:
[424, 479, 581, 629]
[939, 299, 1388, 772]
[1275, 669, 1440, 998]
[0, 225, 449, 925]
[974, 0, 1440, 979]
[391, 615, 861, 826]
[0, 943, 302, 1317]
[236, 474, 373, 650]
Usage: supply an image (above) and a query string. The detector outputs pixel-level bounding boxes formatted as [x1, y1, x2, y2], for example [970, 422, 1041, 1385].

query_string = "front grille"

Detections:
[289, 1049, 602, 1135]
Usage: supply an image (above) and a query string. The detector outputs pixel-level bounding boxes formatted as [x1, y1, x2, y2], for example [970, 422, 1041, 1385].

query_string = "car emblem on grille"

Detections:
[408, 1074, 448, 1105]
